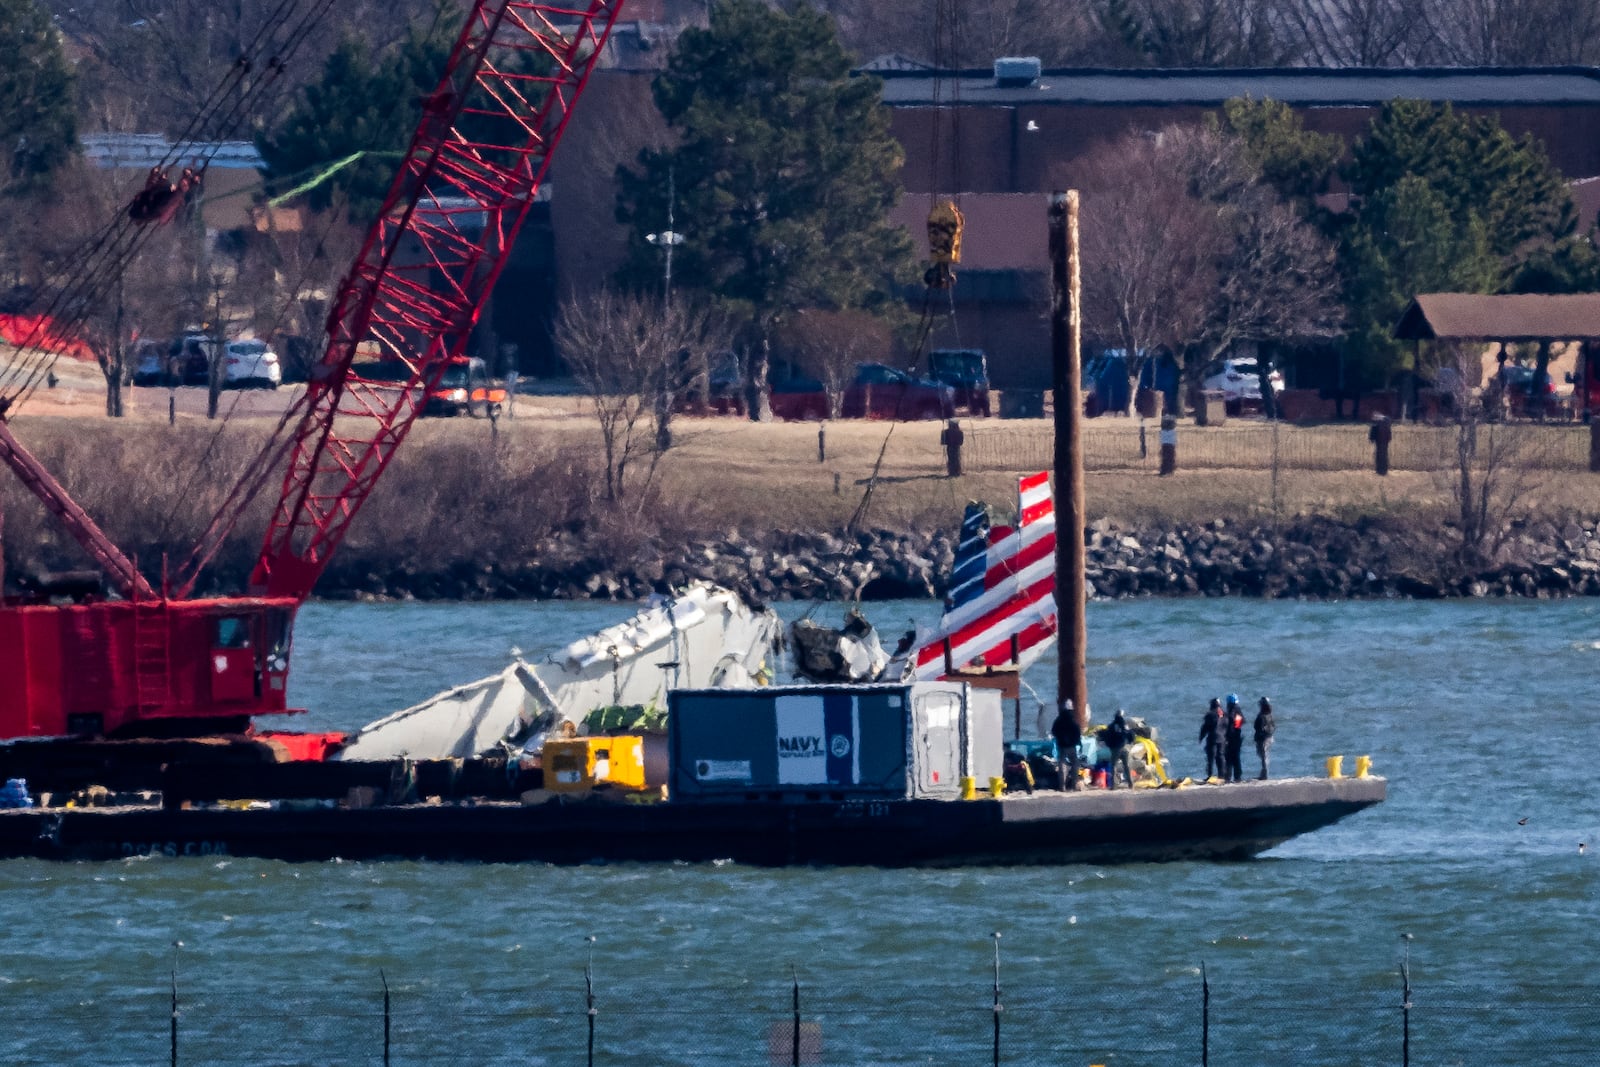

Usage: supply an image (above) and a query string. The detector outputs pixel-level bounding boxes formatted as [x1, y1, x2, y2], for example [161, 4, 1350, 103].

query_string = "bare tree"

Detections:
[48, 0, 445, 135]
[1074, 133, 1223, 413]
[1431, 343, 1555, 566]
[785, 308, 890, 419]
[1418, 0, 1600, 63]
[1076, 125, 1341, 415]
[246, 208, 366, 380]
[1168, 126, 1344, 415]
[556, 288, 731, 503]
[52, 161, 190, 417]
[820, 0, 1114, 66]
[1269, 0, 1431, 65]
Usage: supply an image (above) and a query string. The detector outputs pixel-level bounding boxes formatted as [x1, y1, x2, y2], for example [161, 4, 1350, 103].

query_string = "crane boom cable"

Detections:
[175, 1, 630, 598]
[0, 0, 336, 414]
[6, 0, 340, 409]
[0, 0, 292, 398]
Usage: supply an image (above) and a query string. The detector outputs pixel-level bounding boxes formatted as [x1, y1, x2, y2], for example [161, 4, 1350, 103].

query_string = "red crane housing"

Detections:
[0, 0, 627, 739]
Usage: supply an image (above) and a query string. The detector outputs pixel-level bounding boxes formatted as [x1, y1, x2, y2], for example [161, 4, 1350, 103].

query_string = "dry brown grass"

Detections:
[7, 375, 1600, 593]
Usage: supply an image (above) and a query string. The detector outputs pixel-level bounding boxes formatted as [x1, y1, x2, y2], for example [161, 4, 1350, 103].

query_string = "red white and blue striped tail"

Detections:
[902, 471, 1057, 681]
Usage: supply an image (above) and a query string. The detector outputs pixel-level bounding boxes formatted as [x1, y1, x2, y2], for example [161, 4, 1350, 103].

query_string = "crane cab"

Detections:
[0, 597, 302, 739]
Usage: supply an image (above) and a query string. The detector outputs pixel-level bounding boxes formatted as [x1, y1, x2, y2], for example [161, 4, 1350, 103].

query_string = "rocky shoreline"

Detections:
[322, 515, 1600, 603]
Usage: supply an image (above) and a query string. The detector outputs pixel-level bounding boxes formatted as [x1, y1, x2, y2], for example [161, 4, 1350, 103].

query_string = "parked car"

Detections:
[1082, 351, 1131, 417]
[354, 355, 505, 416]
[767, 372, 829, 421]
[841, 362, 955, 420]
[676, 351, 746, 415]
[1200, 358, 1284, 413]
[928, 348, 992, 417]
[171, 333, 216, 386]
[130, 340, 177, 387]
[221, 339, 282, 389]
[1495, 364, 1560, 419]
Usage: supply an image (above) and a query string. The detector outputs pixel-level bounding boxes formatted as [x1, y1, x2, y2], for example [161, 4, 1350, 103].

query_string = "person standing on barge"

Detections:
[1254, 696, 1276, 780]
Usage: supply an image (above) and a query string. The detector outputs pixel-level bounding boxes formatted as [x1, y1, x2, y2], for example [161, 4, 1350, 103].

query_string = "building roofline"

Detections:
[868, 64, 1600, 108]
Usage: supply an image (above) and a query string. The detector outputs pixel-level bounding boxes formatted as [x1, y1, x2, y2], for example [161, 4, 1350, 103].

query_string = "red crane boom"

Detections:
[0, 0, 626, 739]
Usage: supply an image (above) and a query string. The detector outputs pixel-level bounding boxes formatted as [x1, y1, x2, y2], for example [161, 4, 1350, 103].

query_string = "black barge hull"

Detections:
[0, 777, 1384, 865]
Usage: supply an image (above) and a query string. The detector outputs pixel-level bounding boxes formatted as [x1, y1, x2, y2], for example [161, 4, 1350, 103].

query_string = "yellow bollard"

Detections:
[988, 776, 1006, 798]
[1354, 755, 1371, 778]
[959, 776, 976, 800]
[1325, 755, 1344, 779]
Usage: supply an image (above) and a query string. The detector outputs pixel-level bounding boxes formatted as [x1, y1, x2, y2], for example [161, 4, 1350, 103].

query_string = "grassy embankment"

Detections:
[5, 371, 1599, 593]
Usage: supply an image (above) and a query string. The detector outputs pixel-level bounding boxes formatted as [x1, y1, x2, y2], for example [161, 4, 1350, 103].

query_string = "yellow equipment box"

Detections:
[544, 736, 647, 794]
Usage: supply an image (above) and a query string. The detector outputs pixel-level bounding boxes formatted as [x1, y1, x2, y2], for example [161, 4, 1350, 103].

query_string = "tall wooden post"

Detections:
[1049, 192, 1089, 732]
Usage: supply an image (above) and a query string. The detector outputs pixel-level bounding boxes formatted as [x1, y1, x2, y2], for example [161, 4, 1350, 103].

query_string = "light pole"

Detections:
[645, 167, 684, 310]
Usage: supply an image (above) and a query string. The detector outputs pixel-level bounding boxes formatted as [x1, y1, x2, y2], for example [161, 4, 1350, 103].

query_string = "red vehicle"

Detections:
[928, 348, 992, 417]
[1571, 343, 1600, 421]
[355, 356, 507, 418]
[768, 363, 956, 422]
[0, 0, 626, 740]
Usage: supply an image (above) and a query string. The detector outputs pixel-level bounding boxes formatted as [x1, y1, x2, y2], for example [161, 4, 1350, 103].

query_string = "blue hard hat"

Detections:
[1226, 693, 1239, 705]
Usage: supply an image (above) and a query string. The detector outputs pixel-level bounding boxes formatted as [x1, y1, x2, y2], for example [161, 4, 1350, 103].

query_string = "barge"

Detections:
[0, 776, 1385, 866]
[0, 681, 1385, 865]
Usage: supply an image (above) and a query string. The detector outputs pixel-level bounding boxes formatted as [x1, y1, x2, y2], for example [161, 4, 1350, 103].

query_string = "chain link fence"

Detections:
[965, 421, 1593, 474]
[8, 958, 1600, 1065]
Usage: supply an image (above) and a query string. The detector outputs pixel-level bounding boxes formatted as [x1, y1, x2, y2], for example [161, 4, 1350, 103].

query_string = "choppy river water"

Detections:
[3, 597, 1599, 1065]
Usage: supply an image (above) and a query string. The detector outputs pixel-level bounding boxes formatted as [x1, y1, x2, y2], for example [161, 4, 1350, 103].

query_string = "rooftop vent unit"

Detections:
[993, 56, 1041, 88]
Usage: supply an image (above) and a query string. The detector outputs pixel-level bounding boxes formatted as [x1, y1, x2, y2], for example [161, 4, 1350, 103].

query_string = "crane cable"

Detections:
[7, 0, 342, 412]
[0, 0, 338, 414]
[0, 0, 293, 401]
[849, 0, 967, 534]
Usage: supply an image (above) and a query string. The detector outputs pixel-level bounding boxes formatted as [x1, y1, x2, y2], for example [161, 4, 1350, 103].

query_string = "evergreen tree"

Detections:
[1347, 100, 1575, 266]
[1340, 175, 1500, 388]
[1217, 97, 1342, 212]
[257, 28, 452, 222]
[615, 0, 914, 388]
[1337, 100, 1583, 385]
[0, 0, 74, 195]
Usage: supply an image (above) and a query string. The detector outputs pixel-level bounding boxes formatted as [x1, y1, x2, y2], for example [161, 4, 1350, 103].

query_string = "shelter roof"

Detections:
[873, 65, 1600, 108]
[1394, 293, 1600, 342]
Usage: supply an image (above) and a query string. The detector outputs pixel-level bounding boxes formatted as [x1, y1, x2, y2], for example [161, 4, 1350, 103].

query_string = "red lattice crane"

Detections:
[0, 0, 627, 739]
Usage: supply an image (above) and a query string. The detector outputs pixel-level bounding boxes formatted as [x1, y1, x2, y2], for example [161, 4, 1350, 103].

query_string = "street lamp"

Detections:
[645, 229, 685, 307]
[645, 167, 685, 309]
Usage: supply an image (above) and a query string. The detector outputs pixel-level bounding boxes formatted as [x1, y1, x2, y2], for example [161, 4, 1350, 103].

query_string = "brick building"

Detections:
[548, 64, 1600, 387]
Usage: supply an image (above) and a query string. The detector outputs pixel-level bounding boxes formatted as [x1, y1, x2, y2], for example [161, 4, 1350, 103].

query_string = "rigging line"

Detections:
[845, 422, 895, 536]
[0, 0, 326, 396]
[1, 0, 301, 359]
[0, 90, 267, 401]
[263, 151, 374, 207]
[0, 0, 313, 393]
[3, 0, 337, 413]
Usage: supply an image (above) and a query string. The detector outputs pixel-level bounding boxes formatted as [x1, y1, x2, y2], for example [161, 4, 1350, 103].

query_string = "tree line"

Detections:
[822, 0, 1600, 69]
[0, 0, 1596, 451]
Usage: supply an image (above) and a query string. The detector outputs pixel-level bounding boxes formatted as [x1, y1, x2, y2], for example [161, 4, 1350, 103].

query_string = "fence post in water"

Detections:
[381, 969, 391, 1067]
[586, 935, 597, 1067]
[792, 966, 802, 1067]
[170, 969, 178, 1067]
[991, 931, 1003, 1067]
[1200, 962, 1209, 1067]
[1401, 935, 1413, 1067]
